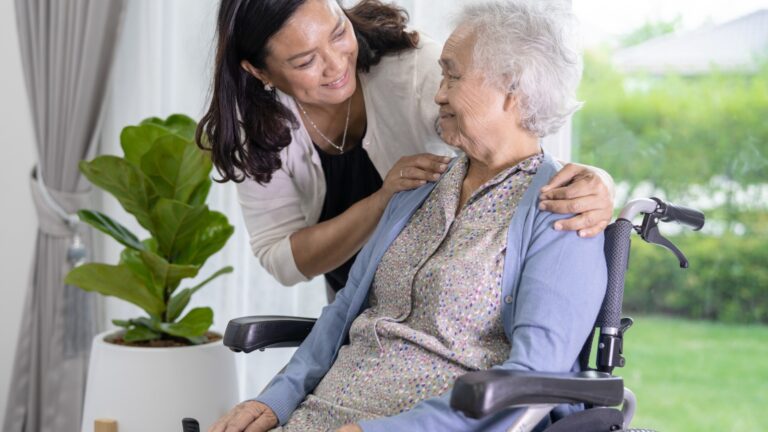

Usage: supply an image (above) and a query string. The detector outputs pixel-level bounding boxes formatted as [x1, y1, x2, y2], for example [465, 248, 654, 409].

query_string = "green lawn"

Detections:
[618, 316, 768, 431]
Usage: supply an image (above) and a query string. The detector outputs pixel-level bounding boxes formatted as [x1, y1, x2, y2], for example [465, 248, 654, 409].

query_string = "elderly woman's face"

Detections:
[435, 26, 509, 154]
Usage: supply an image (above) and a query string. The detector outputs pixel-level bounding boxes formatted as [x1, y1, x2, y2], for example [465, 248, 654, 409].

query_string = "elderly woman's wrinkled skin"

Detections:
[434, 25, 542, 209]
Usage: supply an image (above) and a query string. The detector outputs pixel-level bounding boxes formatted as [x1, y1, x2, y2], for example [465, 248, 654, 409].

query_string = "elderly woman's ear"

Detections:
[502, 91, 517, 113]
[539, 164, 616, 238]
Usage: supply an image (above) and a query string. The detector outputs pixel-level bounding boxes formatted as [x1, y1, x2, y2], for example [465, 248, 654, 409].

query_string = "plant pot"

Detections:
[81, 330, 239, 432]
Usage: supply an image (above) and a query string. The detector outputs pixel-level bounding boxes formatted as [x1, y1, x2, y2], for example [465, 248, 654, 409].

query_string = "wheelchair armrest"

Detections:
[223, 315, 316, 353]
[450, 370, 624, 419]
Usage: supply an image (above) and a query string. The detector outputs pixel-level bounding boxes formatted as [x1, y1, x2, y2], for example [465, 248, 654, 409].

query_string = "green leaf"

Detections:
[112, 319, 131, 328]
[165, 289, 193, 324]
[120, 248, 163, 300]
[166, 266, 233, 322]
[78, 210, 146, 251]
[140, 135, 212, 204]
[176, 211, 235, 266]
[79, 156, 157, 232]
[161, 307, 213, 340]
[65, 263, 164, 317]
[121, 123, 177, 167]
[139, 250, 200, 296]
[187, 177, 212, 207]
[150, 199, 211, 260]
[130, 317, 161, 332]
[140, 114, 198, 142]
[124, 326, 161, 342]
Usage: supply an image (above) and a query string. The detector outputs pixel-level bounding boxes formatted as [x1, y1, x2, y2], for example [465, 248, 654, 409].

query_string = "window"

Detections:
[573, 1, 768, 430]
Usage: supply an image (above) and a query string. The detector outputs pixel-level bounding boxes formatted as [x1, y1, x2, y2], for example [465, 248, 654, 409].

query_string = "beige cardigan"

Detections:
[236, 38, 454, 286]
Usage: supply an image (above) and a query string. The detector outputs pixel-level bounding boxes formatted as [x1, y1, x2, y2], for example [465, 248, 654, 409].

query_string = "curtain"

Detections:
[3, 1, 126, 431]
[97, 0, 328, 403]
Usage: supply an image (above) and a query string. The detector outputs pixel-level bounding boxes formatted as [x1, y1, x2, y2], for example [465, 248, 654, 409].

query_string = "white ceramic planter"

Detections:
[81, 330, 239, 432]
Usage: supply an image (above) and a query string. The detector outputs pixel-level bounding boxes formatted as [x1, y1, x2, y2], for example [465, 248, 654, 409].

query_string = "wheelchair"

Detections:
[182, 197, 705, 432]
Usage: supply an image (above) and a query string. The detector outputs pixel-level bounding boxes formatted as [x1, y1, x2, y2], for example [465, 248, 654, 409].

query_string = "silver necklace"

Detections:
[296, 97, 352, 154]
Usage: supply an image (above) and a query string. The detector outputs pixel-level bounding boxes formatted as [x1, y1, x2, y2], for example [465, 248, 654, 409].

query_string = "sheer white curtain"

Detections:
[99, 0, 574, 403]
[99, 0, 326, 402]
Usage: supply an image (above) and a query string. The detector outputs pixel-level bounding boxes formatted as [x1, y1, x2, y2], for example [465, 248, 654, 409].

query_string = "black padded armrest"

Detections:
[450, 370, 624, 419]
[223, 315, 316, 353]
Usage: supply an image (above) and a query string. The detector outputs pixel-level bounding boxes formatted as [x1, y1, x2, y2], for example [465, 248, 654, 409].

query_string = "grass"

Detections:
[616, 316, 768, 431]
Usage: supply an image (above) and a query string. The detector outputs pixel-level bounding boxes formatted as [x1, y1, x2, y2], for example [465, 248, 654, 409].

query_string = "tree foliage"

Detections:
[575, 48, 768, 324]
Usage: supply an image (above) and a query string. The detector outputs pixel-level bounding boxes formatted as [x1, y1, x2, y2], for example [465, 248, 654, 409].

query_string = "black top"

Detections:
[315, 141, 383, 292]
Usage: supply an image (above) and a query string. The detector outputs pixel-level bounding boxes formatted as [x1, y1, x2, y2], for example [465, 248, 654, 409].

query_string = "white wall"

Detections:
[0, 1, 39, 428]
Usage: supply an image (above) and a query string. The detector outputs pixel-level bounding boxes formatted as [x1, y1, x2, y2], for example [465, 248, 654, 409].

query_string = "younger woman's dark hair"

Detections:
[196, 0, 419, 184]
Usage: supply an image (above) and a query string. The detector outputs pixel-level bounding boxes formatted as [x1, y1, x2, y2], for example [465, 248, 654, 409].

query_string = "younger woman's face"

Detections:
[253, 0, 359, 107]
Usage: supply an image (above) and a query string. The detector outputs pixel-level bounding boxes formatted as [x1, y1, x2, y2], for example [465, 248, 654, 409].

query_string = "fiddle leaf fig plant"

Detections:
[65, 114, 234, 345]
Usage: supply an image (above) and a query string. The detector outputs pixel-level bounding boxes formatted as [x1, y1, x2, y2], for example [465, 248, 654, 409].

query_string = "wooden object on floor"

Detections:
[94, 418, 118, 432]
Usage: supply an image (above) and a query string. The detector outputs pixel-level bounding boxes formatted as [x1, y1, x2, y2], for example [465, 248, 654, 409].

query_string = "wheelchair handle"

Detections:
[652, 198, 705, 231]
[597, 220, 633, 330]
[618, 197, 705, 231]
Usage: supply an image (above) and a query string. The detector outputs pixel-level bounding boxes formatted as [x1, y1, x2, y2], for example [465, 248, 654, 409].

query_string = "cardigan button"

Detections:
[504, 295, 513, 304]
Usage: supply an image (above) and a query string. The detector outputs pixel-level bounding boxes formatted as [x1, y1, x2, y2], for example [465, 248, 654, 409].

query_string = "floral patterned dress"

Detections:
[277, 153, 543, 431]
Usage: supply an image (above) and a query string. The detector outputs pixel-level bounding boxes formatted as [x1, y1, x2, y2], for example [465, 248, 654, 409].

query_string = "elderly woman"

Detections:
[211, 1, 606, 431]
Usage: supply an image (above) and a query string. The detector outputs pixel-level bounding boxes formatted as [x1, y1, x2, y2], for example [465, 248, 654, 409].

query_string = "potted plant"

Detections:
[66, 114, 238, 432]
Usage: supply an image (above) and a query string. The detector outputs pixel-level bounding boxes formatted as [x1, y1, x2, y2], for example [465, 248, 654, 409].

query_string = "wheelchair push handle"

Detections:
[596, 197, 705, 373]
[653, 198, 705, 231]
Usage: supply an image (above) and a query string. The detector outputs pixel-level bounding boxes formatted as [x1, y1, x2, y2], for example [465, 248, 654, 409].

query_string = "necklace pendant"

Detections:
[296, 98, 352, 156]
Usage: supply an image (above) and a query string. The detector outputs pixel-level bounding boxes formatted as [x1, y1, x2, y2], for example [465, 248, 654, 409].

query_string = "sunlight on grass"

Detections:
[620, 316, 768, 431]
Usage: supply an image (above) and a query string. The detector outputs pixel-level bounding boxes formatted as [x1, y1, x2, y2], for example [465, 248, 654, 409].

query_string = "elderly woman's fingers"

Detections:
[244, 404, 278, 432]
[243, 415, 277, 432]
[223, 410, 258, 432]
[208, 401, 276, 432]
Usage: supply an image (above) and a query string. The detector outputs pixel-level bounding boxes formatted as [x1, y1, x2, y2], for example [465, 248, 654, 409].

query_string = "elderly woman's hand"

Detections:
[335, 424, 363, 432]
[538, 162, 615, 238]
[208, 400, 278, 432]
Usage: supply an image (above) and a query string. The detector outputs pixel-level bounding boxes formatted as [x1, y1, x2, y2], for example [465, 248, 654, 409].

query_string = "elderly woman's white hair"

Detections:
[456, 0, 583, 137]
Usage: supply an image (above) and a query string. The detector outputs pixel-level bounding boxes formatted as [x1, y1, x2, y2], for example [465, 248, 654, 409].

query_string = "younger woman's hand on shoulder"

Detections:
[538, 162, 615, 238]
[378, 153, 451, 200]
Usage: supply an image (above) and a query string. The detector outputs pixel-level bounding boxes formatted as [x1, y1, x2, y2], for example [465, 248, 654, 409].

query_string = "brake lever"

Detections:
[638, 214, 689, 268]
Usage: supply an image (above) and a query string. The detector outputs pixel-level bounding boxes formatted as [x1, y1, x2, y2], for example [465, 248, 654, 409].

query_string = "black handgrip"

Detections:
[597, 220, 633, 329]
[181, 418, 200, 432]
[653, 198, 705, 231]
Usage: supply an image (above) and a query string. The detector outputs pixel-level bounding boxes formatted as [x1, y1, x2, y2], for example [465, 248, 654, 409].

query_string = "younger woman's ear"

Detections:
[240, 60, 269, 84]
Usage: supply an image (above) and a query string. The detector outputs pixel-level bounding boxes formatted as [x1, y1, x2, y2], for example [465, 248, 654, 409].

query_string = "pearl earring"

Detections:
[264, 83, 273, 92]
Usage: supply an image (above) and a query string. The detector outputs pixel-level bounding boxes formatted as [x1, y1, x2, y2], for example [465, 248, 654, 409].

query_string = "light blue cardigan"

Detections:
[256, 153, 607, 432]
